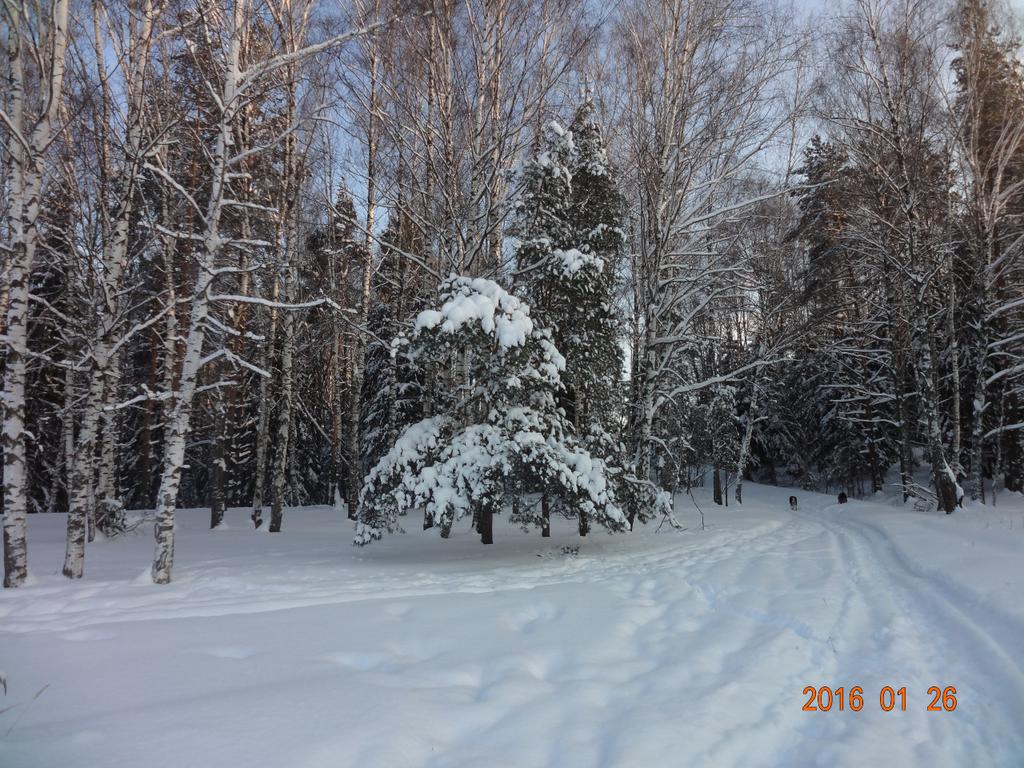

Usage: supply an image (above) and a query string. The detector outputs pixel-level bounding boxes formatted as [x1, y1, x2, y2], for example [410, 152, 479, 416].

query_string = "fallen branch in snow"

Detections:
[4, 684, 49, 737]
[656, 513, 686, 533]
[687, 488, 707, 532]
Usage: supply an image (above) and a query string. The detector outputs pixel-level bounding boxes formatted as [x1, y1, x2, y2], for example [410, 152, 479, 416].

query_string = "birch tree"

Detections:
[824, 0, 960, 511]
[62, 0, 161, 578]
[1, 0, 71, 588]
[952, 0, 1024, 500]
[618, 0, 804, 486]
[149, 0, 387, 583]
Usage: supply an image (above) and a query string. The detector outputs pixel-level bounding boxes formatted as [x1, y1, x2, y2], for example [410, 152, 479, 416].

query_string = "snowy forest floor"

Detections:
[1, 483, 1023, 768]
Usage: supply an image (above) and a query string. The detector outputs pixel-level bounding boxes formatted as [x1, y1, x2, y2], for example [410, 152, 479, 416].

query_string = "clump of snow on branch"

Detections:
[553, 248, 605, 278]
[413, 276, 536, 350]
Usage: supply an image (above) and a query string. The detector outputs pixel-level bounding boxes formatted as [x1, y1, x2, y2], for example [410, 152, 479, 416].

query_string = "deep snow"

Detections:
[1, 484, 1022, 768]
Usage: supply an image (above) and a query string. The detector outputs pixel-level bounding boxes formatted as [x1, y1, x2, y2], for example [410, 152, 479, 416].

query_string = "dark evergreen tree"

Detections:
[566, 99, 627, 432]
[356, 277, 631, 546]
[708, 384, 740, 505]
[512, 114, 665, 530]
[360, 209, 429, 477]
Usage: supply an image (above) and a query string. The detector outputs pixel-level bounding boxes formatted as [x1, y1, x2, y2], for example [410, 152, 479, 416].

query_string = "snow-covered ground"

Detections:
[1, 484, 1022, 768]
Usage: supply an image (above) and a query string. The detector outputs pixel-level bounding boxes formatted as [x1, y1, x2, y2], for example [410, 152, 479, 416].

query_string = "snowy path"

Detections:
[785, 504, 1024, 764]
[1, 485, 1022, 767]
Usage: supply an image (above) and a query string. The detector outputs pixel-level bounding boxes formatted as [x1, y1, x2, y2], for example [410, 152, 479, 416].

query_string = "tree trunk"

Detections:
[345, 364, 362, 521]
[948, 280, 962, 482]
[153, 267, 221, 583]
[270, 262, 297, 534]
[2, 267, 31, 587]
[1003, 393, 1023, 492]
[735, 380, 759, 505]
[479, 505, 493, 545]
[895, 364, 915, 503]
[923, 324, 958, 514]
[331, 327, 346, 512]
[541, 493, 550, 538]
[251, 274, 281, 528]
[153, 0, 244, 583]
[62, 368, 104, 578]
[713, 465, 723, 505]
[57, 367, 76, 512]
[209, 385, 227, 529]
[2, 0, 71, 588]
[96, 351, 124, 534]
[968, 348, 987, 503]
[344, 24, 381, 521]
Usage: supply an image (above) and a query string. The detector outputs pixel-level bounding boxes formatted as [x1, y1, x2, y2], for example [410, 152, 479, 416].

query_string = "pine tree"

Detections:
[355, 276, 631, 546]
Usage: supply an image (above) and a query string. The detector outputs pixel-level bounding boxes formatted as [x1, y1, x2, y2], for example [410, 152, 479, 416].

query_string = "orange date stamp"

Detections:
[802, 686, 957, 712]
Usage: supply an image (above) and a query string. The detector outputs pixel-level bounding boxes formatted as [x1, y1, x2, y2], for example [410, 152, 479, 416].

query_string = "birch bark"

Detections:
[2, 0, 72, 587]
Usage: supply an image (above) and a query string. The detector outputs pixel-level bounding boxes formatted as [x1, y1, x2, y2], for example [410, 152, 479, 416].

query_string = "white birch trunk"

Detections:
[63, 0, 154, 575]
[56, 366, 76, 512]
[735, 379, 761, 504]
[2, 0, 71, 587]
[97, 354, 122, 531]
[153, 0, 246, 583]
[63, 369, 104, 577]
[344, 33, 380, 520]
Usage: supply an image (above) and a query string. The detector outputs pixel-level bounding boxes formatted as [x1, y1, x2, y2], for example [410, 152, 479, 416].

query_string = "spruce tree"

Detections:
[355, 277, 630, 546]
[356, 276, 634, 548]
[513, 109, 624, 430]
[359, 214, 426, 475]
[565, 98, 627, 432]
[512, 111, 666, 530]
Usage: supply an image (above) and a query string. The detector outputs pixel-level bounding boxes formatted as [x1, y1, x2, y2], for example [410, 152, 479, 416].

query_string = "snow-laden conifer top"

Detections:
[413, 276, 535, 349]
[519, 120, 574, 182]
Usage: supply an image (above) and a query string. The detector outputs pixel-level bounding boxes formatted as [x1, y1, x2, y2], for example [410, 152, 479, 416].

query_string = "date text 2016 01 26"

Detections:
[802, 686, 958, 712]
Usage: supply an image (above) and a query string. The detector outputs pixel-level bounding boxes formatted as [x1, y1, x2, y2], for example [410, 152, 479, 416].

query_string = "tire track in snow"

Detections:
[791, 501, 1024, 766]
[690, 516, 853, 766]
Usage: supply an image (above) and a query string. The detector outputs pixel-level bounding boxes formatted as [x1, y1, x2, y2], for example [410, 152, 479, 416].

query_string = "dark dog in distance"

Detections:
[789, 495, 798, 511]
[838, 492, 848, 504]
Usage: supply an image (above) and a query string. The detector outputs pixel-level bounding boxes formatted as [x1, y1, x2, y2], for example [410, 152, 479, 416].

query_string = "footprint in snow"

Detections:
[201, 645, 258, 659]
[60, 629, 117, 642]
[320, 651, 389, 672]
[502, 601, 562, 634]
[387, 636, 442, 661]
[383, 602, 413, 620]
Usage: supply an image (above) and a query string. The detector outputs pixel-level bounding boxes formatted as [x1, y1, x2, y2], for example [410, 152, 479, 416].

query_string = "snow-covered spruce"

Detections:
[510, 110, 662, 529]
[355, 276, 631, 545]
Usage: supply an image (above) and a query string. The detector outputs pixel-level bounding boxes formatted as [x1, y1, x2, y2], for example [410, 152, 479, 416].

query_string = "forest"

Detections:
[2, 0, 1023, 588]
